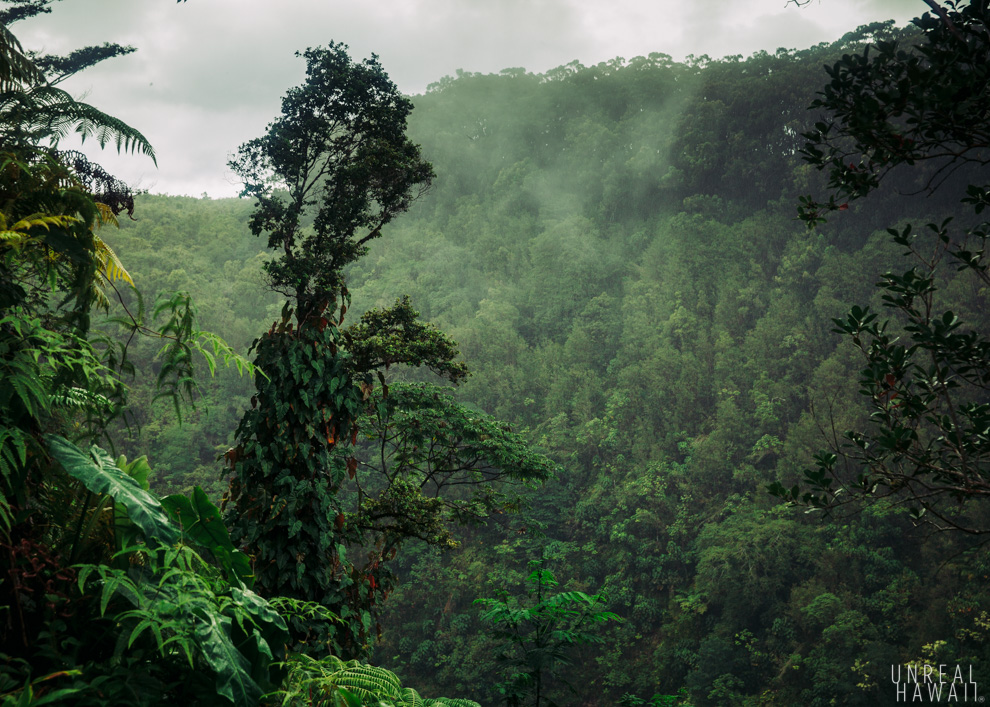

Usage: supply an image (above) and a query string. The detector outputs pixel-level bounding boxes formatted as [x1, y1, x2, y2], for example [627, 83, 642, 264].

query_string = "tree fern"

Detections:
[2, 20, 155, 162]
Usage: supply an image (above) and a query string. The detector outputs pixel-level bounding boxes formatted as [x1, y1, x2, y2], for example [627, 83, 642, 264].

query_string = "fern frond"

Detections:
[50, 386, 113, 412]
[267, 596, 343, 624]
[0, 426, 35, 538]
[0, 490, 11, 539]
[91, 284, 111, 312]
[1, 210, 79, 252]
[5, 366, 49, 418]
[94, 202, 119, 229]
[397, 687, 425, 707]
[9, 213, 79, 233]
[0, 425, 32, 473]
[93, 235, 132, 285]
[1, 84, 156, 163]
[326, 662, 402, 702]
[273, 654, 480, 707]
[50, 92, 155, 163]
[0, 230, 35, 249]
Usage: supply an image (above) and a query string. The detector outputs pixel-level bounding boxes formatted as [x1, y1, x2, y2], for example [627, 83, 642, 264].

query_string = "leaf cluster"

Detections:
[272, 653, 480, 707]
[774, 1, 990, 532]
[229, 43, 433, 321]
[224, 315, 370, 657]
[798, 1, 990, 225]
[476, 563, 620, 707]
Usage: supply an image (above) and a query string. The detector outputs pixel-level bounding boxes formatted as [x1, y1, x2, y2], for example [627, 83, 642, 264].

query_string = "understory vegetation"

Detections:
[3, 1, 989, 706]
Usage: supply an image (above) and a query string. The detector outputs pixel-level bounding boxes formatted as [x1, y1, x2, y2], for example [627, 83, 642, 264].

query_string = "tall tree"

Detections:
[225, 43, 552, 658]
[228, 43, 434, 324]
[223, 43, 435, 657]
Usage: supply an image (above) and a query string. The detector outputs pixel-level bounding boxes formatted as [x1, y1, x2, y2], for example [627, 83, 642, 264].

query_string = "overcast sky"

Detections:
[12, 0, 920, 198]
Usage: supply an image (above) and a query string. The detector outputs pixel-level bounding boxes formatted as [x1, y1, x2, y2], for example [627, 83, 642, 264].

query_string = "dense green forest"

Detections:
[3, 2, 990, 706]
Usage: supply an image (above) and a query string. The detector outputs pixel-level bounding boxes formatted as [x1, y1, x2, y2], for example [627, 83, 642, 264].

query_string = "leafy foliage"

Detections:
[224, 311, 370, 656]
[271, 653, 481, 707]
[797, 2, 989, 223]
[477, 562, 620, 707]
[344, 296, 468, 384]
[773, 0, 990, 532]
[6, 431, 290, 706]
[0, 12, 283, 707]
[343, 382, 555, 551]
[162, 485, 254, 586]
[46, 434, 180, 546]
[225, 43, 437, 657]
[0, 22, 42, 88]
[228, 42, 433, 322]
[76, 543, 288, 707]
[15, 5, 990, 706]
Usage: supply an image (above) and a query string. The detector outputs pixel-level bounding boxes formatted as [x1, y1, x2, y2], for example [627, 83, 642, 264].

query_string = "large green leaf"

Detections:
[45, 434, 178, 546]
[117, 454, 152, 490]
[162, 486, 253, 586]
[229, 585, 289, 687]
[230, 586, 288, 635]
[333, 687, 365, 707]
[193, 609, 263, 707]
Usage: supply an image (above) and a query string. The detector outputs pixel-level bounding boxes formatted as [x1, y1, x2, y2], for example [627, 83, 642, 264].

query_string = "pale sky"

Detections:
[11, 0, 920, 198]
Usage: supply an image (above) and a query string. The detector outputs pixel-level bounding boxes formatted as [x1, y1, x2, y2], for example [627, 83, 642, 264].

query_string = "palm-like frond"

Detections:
[0, 207, 133, 300]
[94, 202, 118, 228]
[325, 659, 402, 703]
[89, 231, 133, 311]
[8, 212, 79, 232]
[0, 211, 77, 250]
[88, 208, 133, 306]
[94, 233, 132, 286]
[397, 687, 425, 707]
[0, 23, 43, 90]
[275, 654, 483, 707]
[1, 22, 155, 165]
[0, 83, 155, 163]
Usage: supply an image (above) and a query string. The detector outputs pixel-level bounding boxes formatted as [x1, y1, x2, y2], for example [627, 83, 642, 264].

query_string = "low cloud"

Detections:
[12, 0, 920, 197]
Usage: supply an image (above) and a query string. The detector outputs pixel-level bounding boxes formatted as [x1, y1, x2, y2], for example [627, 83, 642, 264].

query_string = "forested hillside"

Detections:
[91, 16, 990, 706]
[7, 5, 989, 706]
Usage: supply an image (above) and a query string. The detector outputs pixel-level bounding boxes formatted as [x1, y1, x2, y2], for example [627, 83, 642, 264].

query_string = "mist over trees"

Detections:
[3, 2, 990, 706]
